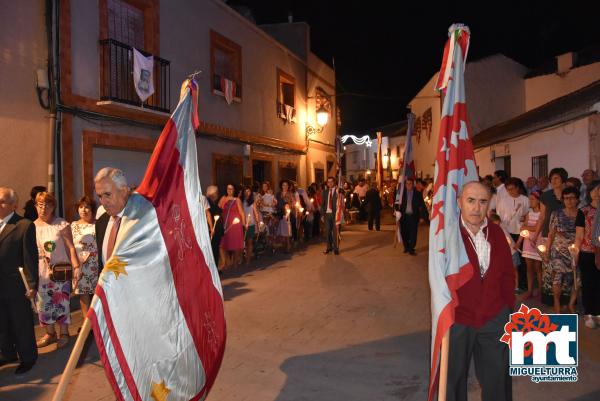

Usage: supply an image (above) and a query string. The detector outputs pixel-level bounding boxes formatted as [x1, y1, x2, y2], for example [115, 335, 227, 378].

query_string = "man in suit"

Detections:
[0, 187, 38, 374]
[94, 167, 131, 269]
[321, 177, 339, 255]
[397, 178, 426, 255]
[365, 182, 382, 231]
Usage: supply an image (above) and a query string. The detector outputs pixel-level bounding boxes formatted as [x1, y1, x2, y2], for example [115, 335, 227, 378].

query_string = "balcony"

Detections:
[99, 39, 171, 113]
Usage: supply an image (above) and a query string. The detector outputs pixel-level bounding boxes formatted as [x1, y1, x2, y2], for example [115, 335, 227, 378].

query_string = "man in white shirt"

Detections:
[353, 178, 368, 221]
[496, 178, 529, 237]
[94, 167, 131, 269]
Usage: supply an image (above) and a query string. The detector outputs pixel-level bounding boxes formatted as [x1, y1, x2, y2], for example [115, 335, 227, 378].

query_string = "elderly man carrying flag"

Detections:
[52, 79, 226, 401]
[428, 25, 514, 401]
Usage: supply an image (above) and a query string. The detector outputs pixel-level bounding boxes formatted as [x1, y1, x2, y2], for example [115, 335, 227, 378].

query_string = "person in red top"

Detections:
[447, 181, 515, 401]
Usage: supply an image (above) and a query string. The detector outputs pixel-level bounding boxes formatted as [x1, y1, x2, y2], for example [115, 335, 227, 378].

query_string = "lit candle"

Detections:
[210, 215, 220, 239]
[537, 244, 546, 253]
[520, 230, 530, 238]
[18, 267, 37, 311]
[299, 207, 304, 213]
[310, 198, 314, 203]
[233, 217, 240, 225]
[305, 211, 309, 216]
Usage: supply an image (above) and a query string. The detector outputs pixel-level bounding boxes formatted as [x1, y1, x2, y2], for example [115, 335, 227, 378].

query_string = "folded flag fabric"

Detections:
[427, 24, 478, 401]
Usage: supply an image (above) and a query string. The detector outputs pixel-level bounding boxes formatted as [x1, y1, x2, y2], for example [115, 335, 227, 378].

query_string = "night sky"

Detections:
[229, 1, 600, 133]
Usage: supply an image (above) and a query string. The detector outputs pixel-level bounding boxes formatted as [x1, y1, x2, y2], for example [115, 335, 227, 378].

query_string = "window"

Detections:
[210, 30, 242, 99]
[107, 0, 144, 48]
[495, 155, 511, 177]
[277, 68, 295, 122]
[532, 155, 548, 178]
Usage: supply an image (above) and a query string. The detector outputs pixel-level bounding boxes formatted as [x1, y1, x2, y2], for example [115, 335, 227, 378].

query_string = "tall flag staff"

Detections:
[376, 131, 384, 190]
[427, 24, 478, 401]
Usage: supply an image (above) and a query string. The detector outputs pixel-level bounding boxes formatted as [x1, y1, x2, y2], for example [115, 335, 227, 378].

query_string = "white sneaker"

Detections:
[584, 315, 597, 329]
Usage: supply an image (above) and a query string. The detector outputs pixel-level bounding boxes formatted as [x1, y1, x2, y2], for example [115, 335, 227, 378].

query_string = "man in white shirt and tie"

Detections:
[94, 167, 131, 269]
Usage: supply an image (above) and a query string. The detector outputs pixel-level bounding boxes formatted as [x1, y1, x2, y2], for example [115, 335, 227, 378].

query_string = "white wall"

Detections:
[0, 0, 50, 208]
[465, 54, 527, 133]
[525, 62, 600, 111]
[474, 117, 590, 179]
[408, 54, 527, 178]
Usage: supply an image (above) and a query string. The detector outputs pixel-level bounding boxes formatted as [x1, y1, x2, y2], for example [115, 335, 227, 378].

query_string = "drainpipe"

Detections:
[45, 0, 56, 195]
[46, 0, 64, 214]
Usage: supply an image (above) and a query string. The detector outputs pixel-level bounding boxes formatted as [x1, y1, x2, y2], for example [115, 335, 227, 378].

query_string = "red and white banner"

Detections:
[88, 79, 226, 401]
[427, 24, 478, 401]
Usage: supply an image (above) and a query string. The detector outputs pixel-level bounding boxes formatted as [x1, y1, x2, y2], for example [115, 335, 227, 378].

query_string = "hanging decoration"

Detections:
[340, 135, 373, 147]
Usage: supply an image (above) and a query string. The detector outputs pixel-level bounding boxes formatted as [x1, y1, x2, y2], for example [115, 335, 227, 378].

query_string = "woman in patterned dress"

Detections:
[218, 184, 245, 268]
[71, 196, 99, 321]
[543, 187, 582, 314]
[34, 192, 80, 349]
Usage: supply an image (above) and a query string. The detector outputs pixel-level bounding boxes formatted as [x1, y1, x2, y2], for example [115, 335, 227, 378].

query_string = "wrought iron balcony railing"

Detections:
[99, 38, 171, 113]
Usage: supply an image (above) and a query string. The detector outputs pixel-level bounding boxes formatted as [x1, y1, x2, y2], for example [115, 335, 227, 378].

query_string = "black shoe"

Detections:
[15, 362, 35, 375]
[324, 249, 332, 254]
[334, 250, 340, 255]
[409, 250, 417, 256]
[0, 356, 18, 367]
[403, 249, 409, 254]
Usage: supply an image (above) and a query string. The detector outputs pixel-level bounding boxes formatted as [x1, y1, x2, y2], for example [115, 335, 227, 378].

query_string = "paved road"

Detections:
[1, 218, 599, 400]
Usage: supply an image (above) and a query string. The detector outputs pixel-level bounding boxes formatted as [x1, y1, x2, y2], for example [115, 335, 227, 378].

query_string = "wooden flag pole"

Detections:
[438, 330, 450, 401]
[51, 318, 92, 401]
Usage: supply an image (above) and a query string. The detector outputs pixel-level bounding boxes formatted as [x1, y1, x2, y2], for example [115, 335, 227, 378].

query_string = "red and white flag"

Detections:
[427, 24, 478, 401]
[88, 79, 226, 401]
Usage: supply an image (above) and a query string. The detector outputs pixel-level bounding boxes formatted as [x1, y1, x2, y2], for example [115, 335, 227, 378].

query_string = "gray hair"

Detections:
[0, 187, 18, 204]
[459, 180, 492, 198]
[94, 167, 128, 189]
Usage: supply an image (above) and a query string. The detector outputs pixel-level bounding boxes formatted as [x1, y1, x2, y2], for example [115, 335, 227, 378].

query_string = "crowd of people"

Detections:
[481, 168, 600, 331]
[3, 162, 599, 378]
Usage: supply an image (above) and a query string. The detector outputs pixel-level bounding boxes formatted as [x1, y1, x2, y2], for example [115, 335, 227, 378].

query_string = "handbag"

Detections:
[49, 262, 73, 282]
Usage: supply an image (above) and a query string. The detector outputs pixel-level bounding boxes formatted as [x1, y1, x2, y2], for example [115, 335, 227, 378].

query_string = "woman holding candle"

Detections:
[543, 187, 582, 313]
[34, 192, 80, 349]
[574, 180, 600, 328]
[218, 184, 245, 268]
[276, 180, 294, 253]
[516, 190, 543, 299]
[241, 186, 260, 264]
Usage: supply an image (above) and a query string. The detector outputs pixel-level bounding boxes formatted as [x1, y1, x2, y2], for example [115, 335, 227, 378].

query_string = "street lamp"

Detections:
[306, 105, 330, 137]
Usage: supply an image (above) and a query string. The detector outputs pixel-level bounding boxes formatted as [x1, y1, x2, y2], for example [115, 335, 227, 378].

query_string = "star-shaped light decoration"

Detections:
[105, 256, 128, 279]
[150, 380, 171, 401]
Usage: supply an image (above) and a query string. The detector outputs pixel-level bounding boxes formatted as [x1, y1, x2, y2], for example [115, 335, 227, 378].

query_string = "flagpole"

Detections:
[438, 331, 450, 401]
[51, 318, 92, 401]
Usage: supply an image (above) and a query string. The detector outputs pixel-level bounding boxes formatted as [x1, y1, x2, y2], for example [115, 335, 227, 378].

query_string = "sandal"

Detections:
[56, 335, 70, 349]
[36, 333, 57, 348]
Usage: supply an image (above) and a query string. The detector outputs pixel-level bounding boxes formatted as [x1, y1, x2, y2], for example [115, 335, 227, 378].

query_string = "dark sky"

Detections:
[229, 1, 600, 133]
